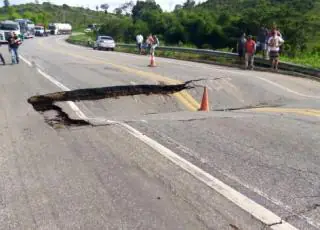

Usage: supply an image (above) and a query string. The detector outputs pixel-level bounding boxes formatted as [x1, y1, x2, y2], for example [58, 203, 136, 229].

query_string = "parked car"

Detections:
[93, 36, 115, 51]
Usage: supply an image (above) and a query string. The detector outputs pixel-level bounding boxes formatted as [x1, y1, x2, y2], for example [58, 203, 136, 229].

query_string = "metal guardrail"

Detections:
[117, 43, 320, 78]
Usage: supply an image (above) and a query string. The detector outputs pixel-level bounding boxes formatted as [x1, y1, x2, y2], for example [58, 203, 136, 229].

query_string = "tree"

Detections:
[100, 3, 109, 13]
[3, 0, 10, 8]
[35, 0, 39, 4]
[114, 7, 123, 15]
[174, 4, 183, 11]
[183, 0, 195, 9]
[96, 5, 99, 11]
[132, 0, 162, 21]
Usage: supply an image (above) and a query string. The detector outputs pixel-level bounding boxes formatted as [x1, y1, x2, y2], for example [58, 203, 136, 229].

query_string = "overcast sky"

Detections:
[6, 0, 200, 12]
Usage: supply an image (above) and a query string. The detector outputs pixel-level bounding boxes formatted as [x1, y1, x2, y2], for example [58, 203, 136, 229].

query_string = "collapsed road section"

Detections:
[27, 81, 197, 127]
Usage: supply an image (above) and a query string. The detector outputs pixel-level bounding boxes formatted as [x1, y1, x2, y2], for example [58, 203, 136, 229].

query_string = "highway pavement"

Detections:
[0, 36, 319, 229]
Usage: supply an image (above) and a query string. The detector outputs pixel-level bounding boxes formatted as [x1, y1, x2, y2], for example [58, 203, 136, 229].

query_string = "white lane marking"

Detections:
[19, 55, 32, 67]
[257, 76, 320, 99]
[21, 55, 298, 229]
[141, 124, 320, 228]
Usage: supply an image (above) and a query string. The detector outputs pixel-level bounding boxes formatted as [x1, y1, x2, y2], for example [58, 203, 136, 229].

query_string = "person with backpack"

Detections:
[7, 32, 21, 65]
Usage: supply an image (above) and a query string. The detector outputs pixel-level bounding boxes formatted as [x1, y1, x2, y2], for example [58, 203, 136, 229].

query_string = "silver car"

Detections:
[93, 36, 115, 51]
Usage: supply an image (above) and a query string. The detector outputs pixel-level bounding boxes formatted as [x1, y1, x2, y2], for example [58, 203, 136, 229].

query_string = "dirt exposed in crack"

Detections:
[28, 81, 197, 128]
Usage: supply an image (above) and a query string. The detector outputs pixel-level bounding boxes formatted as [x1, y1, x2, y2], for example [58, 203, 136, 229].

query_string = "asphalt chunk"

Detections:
[27, 81, 198, 127]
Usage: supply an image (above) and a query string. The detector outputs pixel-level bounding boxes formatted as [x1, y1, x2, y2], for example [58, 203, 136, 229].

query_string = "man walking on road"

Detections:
[244, 35, 256, 70]
[268, 30, 284, 71]
[136, 34, 143, 54]
[7, 32, 21, 65]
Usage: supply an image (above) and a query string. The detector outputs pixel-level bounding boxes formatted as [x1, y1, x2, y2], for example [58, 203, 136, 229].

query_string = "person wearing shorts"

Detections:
[268, 31, 284, 71]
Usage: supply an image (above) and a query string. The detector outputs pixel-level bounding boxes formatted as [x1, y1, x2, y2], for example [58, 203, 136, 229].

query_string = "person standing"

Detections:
[257, 26, 269, 59]
[146, 34, 154, 54]
[244, 35, 256, 70]
[7, 32, 21, 64]
[150, 35, 159, 55]
[136, 34, 143, 54]
[268, 30, 284, 71]
[237, 33, 246, 65]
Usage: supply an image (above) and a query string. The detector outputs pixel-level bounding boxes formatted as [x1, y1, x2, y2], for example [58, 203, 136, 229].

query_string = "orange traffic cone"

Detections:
[199, 87, 209, 111]
[148, 53, 156, 67]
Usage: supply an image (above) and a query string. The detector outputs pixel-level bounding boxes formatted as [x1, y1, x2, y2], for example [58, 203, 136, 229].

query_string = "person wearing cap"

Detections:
[244, 35, 256, 70]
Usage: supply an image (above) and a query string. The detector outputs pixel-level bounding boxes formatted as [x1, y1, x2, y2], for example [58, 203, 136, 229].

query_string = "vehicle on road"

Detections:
[35, 25, 49, 37]
[0, 20, 20, 44]
[93, 36, 116, 51]
[48, 23, 72, 35]
[15, 19, 35, 38]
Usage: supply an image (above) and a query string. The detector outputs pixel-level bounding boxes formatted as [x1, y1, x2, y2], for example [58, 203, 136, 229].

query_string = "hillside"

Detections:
[0, 2, 113, 29]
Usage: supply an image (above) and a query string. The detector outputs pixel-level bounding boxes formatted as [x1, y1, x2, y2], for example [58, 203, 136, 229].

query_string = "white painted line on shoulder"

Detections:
[19, 55, 32, 67]
[257, 76, 320, 99]
[20, 55, 299, 230]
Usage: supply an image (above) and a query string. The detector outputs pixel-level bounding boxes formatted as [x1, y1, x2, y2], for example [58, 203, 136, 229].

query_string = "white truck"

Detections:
[48, 23, 72, 35]
[0, 20, 20, 44]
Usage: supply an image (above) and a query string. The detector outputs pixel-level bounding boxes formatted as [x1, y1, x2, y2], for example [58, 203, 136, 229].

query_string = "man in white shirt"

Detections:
[136, 34, 143, 54]
[268, 31, 284, 71]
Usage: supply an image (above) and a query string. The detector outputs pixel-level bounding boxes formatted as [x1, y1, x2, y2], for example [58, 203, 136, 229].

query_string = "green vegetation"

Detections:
[0, 1, 114, 29]
[1, 0, 319, 67]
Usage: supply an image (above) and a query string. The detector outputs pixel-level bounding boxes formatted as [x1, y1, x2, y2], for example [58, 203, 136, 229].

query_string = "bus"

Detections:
[0, 20, 20, 44]
[15, 19, 35, 38]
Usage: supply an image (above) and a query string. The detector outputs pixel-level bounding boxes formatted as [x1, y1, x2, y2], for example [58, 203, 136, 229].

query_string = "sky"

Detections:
[6, 0, 197, 12]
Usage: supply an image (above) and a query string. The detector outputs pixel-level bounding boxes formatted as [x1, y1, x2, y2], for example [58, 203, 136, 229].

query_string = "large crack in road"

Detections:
[27, 81, 197, 128]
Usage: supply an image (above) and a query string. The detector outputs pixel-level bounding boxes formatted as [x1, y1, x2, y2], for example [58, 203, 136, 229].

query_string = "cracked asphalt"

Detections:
[0, 36, 319, 229]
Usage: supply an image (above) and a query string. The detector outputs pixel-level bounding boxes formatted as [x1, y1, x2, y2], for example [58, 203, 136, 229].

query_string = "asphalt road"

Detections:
[0, 36, 319, 230]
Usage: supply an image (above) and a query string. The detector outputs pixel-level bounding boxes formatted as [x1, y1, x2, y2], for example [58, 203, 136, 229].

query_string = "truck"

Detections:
[34, 24, 49, 37]
[15, 19, 35, 38]
[48, 23, 72, 35]
[0, 20, 20, 44]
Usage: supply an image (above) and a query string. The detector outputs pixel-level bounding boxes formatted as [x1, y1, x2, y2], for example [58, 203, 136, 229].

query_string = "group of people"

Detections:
[136, 33, 159, 55]
[237, 27, 284, 71]
[0, 31, 21, 65]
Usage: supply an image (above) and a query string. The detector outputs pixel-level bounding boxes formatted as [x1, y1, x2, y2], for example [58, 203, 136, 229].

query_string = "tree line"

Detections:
[1, 0, 319, 55]
[98, 0, 320, 56]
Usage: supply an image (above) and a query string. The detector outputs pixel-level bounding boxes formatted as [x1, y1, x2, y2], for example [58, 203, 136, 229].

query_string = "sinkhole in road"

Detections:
[27, 81, 198, 128]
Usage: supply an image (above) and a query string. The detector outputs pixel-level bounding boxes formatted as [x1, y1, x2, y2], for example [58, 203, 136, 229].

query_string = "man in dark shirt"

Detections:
[7, 32, 20, 64]
[237, 32, 246, 65]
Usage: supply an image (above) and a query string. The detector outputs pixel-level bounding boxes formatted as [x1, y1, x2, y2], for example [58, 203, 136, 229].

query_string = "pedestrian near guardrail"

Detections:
[268, 30, 284, 71]
[237, 33, 246, 65]
[244, 35, 256, 70]
[136, 34, 143, 54]
[150, 35, 159, 55]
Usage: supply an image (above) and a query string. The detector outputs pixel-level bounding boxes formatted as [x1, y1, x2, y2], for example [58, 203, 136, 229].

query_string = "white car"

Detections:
[93, 36, 115, 51]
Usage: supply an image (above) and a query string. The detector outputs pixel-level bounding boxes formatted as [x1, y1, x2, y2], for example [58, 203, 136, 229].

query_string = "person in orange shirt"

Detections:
[244, 35, 256, 70]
